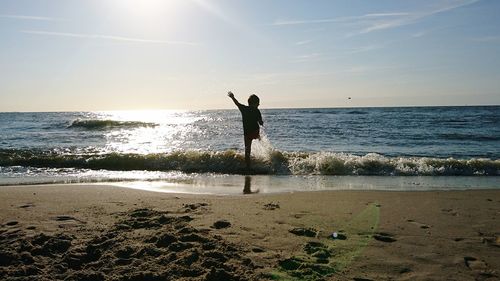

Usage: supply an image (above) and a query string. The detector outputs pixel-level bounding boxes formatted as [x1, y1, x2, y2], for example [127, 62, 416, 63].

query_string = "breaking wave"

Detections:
[68, 119, 158, 129]
[0, 149, 498, 176]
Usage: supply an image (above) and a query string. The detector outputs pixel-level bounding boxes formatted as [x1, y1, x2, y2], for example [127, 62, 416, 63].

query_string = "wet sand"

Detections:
[0, 184, 499, 280]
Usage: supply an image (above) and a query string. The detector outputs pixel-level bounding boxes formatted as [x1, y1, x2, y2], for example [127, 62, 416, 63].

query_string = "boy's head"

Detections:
[248, 94, 260, 107]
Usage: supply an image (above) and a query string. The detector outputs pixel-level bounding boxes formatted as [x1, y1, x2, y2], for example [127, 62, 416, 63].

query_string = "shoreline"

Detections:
[1, 181, 500, 194]
[1, 184, 499, 280]
[1, 173, 499, 195]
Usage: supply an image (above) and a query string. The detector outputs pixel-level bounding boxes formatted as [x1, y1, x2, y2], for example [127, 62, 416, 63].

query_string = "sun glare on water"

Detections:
[95, 110, 200, 154]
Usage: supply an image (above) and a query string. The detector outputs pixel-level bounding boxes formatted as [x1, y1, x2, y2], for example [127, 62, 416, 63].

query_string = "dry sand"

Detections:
[0, 184, 499, 280]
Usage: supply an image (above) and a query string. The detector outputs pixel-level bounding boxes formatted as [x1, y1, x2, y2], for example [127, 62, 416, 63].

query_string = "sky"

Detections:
[1, 0, 499, 111]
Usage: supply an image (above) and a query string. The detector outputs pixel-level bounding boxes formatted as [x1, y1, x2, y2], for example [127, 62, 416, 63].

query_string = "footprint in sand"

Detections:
[442, 208, 458, 216]
[106, 201, 125, 207]
[464, 256, 489, 271]
[407, 219, 431, 229]
[212, 220, 231, 229]
[482, 235, 500, 248]
[278, 241, 336, 279]
[291, 211, 310, 219]
[462, 257, 498, 280]
[181, 203, 209, 213]
[289, 227, 317, 237]
[251, 247, 265, 253]
[54, 216, 86, 224]
[304, 241, 331, 264]
[4, 221, 19, 226]
[373, 232, 397, 243]
[19, 203, 35, 209]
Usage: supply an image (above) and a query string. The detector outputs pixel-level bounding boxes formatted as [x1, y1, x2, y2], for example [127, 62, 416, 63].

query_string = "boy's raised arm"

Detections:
[227, 91, 243, 107]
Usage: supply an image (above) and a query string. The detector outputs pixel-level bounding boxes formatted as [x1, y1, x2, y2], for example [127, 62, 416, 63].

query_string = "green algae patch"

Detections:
[272, 255, 337, 281]
[326, 202, 380, 271]
[270, 203, 380, 280]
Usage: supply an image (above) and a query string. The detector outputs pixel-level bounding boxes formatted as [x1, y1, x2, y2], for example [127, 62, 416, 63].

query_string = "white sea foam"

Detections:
[251, 129, 275, 161]
[1, 148, 498, 176]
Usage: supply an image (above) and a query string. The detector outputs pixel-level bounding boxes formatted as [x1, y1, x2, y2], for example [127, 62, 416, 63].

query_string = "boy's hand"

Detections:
[227, 91, 234, 98]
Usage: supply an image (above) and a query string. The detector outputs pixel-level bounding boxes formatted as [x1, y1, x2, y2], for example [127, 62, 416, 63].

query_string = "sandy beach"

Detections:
[0, 184, 498, 281]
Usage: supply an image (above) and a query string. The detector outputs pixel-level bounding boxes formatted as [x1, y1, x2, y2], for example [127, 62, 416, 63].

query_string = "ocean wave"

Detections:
[285, 152, 499, 176]
[0, 149, 498, 176]
[307, 110, 339, 115]
[346, 110, 369, 115]
[68, 119, 158, 129]
[438, 133, 500, 141]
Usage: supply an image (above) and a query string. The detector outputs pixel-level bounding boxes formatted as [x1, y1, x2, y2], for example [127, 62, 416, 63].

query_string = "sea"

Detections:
[0, 106, 499, 194]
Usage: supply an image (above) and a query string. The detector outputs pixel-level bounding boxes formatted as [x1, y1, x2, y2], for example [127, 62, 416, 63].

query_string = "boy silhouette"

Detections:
[228, 91, 264, 170]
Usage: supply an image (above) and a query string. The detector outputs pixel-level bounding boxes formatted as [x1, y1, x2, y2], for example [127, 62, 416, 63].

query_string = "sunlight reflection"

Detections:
[96, 110, 202, 154]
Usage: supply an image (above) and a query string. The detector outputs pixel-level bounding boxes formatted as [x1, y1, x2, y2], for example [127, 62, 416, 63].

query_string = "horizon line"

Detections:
[1, 104, 498, 113]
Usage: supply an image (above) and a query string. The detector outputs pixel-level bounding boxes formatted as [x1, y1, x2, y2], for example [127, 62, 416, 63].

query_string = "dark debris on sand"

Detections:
[273, 241, 337, 280]
[263, 202, 280, 211]
[0, 208, 267, 281]
[289, 227, 317, 237]
[212, 220, 231, 229]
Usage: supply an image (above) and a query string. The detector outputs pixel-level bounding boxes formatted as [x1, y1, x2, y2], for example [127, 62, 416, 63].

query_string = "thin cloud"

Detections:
[288, 45, 382, 64]
[21, 30, 199, 46]
[358, 0, 479, 34]
[237, 65, 406, 84]
[272, 12, 410, 26]
[345, 66, 372, 74]
[412, 31, 427, 38]
[0, 14, 63, 21]
[272, 0, 479, 35]
[410, 25, 450, 39]
[273, 18, 342, 26]
[291, 53, 322, 63]
[295, 45, 382, 63]
[471, 36, 500, 42]
[342, 65, 402, 74]
[344, 45, 382, 54]
[295, 39, 312, 45]
[363, 13, 411, 17]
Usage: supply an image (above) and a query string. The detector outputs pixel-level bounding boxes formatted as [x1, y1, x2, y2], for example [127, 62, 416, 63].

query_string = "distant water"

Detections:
[0, 106, 499, 192]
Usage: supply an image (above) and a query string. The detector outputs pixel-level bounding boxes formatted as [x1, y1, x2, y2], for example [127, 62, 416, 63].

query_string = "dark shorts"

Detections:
[245, 130, 260, 142]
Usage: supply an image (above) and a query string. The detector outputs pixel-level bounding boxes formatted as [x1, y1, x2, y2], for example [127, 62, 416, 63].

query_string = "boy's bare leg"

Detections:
[244, 137, 252, 169]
